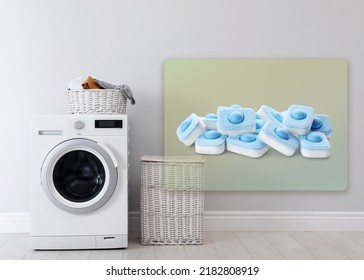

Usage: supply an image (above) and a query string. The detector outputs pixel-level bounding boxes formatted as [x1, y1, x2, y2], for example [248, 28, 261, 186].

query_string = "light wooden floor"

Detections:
[1, 231, 364, 260]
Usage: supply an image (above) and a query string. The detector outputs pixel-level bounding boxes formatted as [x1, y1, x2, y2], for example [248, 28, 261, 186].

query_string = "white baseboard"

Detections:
[130, 211, 364, 232]
[203, 211, 364, 231]
[0, 213, 30, 233]
[3, 211, 364, 233]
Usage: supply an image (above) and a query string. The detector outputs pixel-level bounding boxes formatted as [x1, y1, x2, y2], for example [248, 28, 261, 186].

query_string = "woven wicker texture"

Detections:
[66, 89, 127, 114]
[140, 156, 205, 245]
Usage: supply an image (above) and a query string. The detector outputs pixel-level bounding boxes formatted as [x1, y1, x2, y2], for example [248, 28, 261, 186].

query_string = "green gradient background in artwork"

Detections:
[164, 59, 347, 191]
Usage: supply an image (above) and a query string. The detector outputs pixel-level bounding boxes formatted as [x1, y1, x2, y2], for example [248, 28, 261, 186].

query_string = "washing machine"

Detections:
[31, 115, 128, 250]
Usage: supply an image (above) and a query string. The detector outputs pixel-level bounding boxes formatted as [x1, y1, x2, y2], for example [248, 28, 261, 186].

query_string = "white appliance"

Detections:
[31, 115, 128, 250]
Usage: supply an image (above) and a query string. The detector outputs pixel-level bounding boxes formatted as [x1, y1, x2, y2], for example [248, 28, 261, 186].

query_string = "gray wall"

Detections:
[0, 0, 362, 213]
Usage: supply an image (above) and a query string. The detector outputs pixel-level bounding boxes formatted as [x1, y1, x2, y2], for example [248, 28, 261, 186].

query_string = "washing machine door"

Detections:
[41, 138, 118, 214]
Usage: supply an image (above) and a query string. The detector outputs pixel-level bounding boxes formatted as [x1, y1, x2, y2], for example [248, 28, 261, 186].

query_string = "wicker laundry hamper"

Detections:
[66, 89, 127, 114]
[140, 156, 205, 245]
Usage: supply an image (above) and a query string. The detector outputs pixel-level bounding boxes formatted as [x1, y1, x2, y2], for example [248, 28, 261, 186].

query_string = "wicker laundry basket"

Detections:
[140, 156, 205, 245]
[66, 89, 127, 114]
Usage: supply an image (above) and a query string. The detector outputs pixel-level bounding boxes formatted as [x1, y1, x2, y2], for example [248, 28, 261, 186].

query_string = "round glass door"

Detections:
[41, 138, 118, 214]
[53, 150, 106, 203]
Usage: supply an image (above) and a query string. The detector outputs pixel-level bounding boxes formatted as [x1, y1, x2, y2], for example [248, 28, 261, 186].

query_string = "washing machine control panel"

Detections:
[74, 120, 85, 130]
[95, 120, 123, 128]
[67, 116, 127, 136]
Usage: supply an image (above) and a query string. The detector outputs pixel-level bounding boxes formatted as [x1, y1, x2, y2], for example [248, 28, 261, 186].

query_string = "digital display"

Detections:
[95, 120, 123, 128]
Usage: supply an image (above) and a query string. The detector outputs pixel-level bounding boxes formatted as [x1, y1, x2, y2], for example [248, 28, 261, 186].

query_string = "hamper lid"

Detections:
[141, 155, 205, 164]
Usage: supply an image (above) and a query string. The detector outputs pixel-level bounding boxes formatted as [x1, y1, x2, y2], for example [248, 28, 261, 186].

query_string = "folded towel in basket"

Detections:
[68, 77, 84, 90]
[94, 79, 136, 105]
[82, 76, 101, 89]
